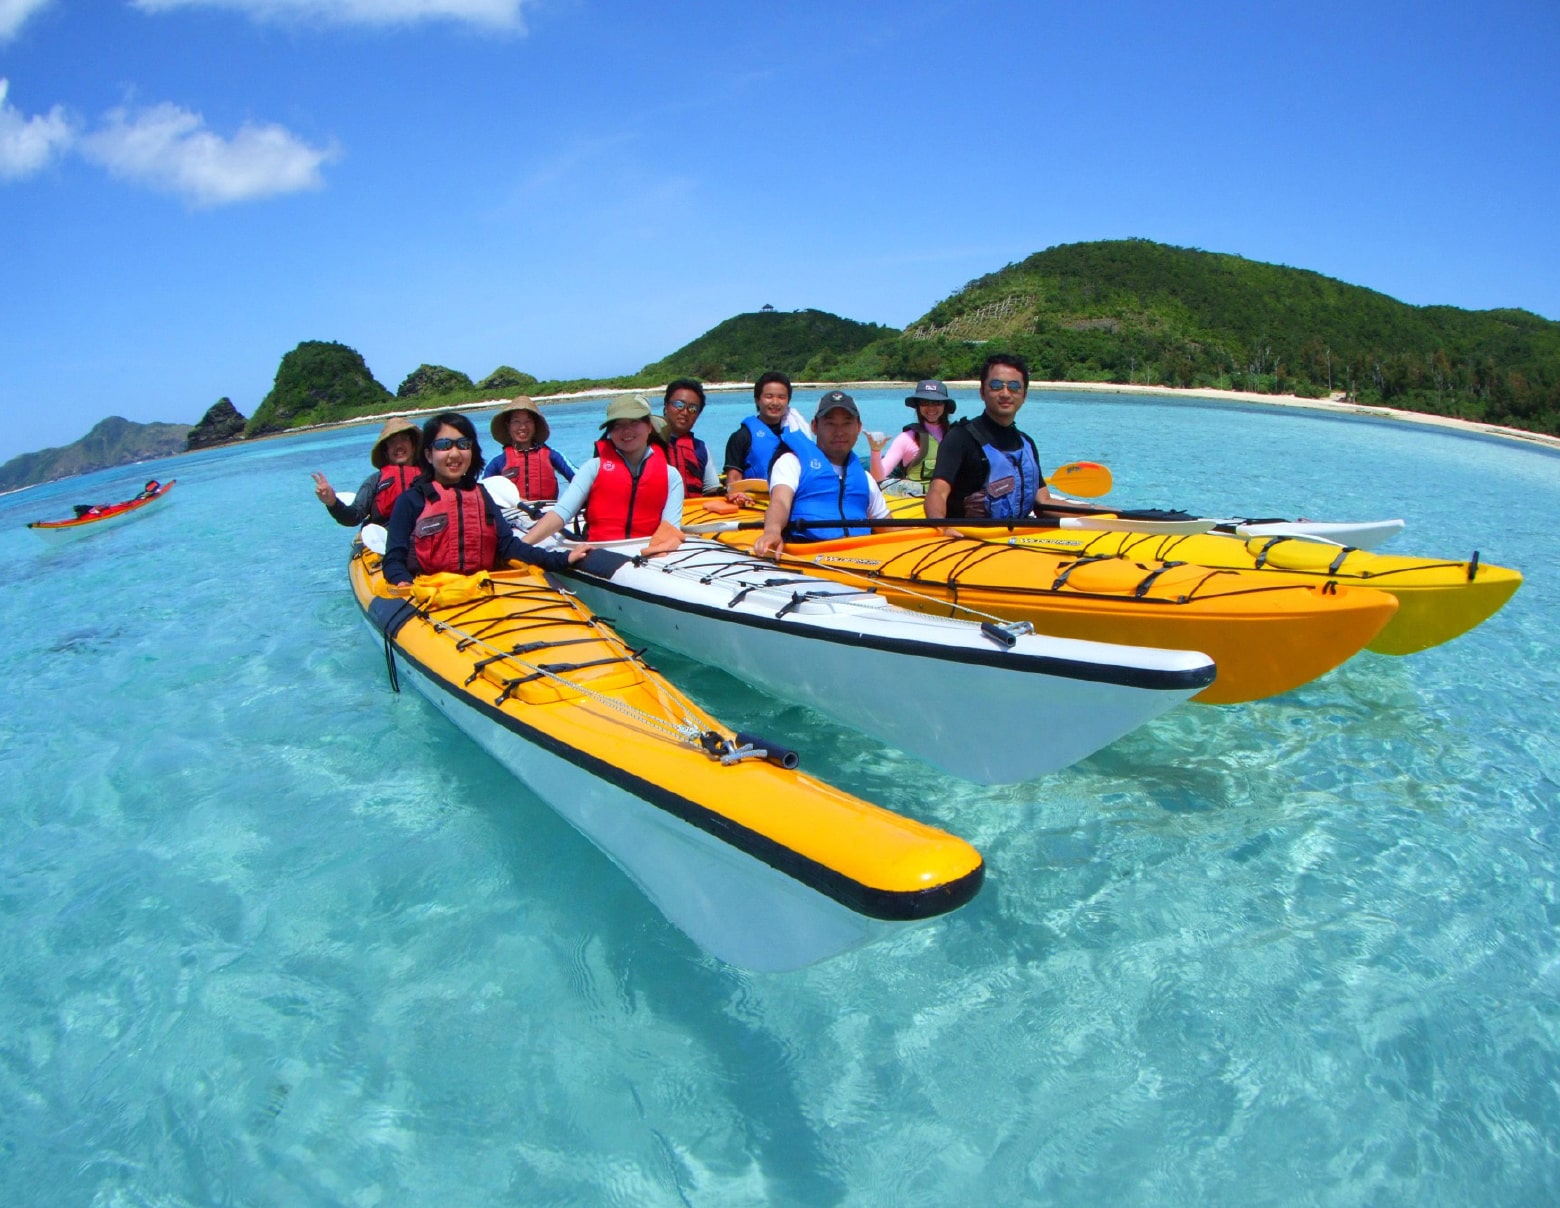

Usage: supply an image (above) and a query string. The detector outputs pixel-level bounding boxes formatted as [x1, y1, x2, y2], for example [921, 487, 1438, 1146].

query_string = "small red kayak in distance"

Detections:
[26, 478, 177, 541]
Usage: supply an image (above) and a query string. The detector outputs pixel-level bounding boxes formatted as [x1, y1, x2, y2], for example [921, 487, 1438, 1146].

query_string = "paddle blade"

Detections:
[1047, 461, 1112, 498]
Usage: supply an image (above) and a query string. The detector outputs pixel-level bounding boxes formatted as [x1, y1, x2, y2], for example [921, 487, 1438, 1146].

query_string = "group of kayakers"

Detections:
[311, 349, 1057, 575]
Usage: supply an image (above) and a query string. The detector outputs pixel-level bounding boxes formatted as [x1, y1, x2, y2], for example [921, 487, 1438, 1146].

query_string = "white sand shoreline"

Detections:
[7, 378, 1555, 498]
[196, 379, 1560, 455]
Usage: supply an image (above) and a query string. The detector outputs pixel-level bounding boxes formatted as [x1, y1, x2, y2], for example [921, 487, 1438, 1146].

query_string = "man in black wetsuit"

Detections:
[924, 352, 1060, 521]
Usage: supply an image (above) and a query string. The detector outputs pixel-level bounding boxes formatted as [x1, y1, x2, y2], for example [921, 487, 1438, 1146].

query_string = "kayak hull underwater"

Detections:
[26, 479, 176, 540]
[985, 527, 1521, 656]
[348, 542, 983, 971]
[552, 537, 1216, 784]
[681, 500, 1399, 706]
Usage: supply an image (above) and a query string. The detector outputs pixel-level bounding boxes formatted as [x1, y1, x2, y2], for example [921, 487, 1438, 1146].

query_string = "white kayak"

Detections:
[549, 536, 1216, 785]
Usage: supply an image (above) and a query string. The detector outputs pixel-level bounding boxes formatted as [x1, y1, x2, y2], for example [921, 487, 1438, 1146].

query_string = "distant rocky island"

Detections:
[0, 416, 192, 493]
[7, 239, 1556, 489]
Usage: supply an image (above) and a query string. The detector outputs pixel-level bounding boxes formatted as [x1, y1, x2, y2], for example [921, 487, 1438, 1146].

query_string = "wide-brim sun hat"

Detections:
[905, 379, 956, 414]
[488, 396, 550, 446]
[600, 394, 654, 428]
[370, 416, 424, 468]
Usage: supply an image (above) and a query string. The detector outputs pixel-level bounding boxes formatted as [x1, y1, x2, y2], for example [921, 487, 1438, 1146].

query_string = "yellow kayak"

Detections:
[682, 498, 1399, 706]
[349, 540, 984, 971]
[954, 520, 1521, 656]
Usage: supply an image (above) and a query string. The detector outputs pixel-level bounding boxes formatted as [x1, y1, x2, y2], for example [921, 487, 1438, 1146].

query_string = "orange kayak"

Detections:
[682, 497, 1398, 705]
[27, 479, 176, 540]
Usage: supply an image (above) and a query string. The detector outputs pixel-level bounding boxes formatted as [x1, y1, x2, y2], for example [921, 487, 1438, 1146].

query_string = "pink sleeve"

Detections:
[879, 431, 920, 477]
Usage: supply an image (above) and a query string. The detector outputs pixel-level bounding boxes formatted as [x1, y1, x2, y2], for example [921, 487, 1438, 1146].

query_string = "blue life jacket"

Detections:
[786, 442, 874, 541]
[979, 434, 1041, 520]
[741, 415, 787, 480]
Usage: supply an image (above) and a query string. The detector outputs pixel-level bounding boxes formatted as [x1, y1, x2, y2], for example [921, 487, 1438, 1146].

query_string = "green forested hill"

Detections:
[829, 239, 1560, 434]
[12, 242, 1557, 485]
[244, 341, 395, 437]
[637, 308, 898, 383]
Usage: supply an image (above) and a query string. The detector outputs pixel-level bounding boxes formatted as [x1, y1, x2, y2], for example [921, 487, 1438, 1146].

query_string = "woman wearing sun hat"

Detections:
[312, 415, 424, 527]
[480, 396, 576, 502]
[522, 395, 685, 547]
[869, 379, 958, 492]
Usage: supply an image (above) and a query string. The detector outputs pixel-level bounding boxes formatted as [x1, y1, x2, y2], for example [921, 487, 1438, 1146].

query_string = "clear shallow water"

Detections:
[1, 390, 1556, 1206]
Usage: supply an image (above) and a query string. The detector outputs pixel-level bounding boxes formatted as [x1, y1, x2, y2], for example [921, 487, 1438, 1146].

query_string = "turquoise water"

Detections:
[2, 389, 1556, 1206]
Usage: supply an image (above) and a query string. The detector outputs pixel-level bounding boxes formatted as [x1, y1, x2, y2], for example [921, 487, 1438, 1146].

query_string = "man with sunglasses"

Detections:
[924, 352, 1058, 522]
[661, 378, 720, 495]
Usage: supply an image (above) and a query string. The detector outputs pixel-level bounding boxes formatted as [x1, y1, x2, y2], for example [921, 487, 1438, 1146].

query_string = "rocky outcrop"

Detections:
[186, 398, 247, 450]
[397, 364, 474, 399]
[478, 366, 539, 391]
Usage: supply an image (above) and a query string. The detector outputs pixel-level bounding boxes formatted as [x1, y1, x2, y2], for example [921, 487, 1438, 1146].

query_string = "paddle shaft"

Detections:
[691, 507, 1174, 534]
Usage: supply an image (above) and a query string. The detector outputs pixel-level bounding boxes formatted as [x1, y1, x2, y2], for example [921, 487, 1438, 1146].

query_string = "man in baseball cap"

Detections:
[753, 390, 891, 558]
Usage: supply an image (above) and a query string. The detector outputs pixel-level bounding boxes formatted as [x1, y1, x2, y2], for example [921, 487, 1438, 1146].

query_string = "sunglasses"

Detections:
[430, 436, 473, 451]
[666, 400, 702, 412]
[985, 379, 1025, 394]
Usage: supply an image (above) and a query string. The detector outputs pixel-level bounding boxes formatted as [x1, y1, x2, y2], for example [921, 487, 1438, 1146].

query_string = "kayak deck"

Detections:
[348, 545, 984, 969]
[555, 536, 1216, 782]
[992, 527, 1522, 656]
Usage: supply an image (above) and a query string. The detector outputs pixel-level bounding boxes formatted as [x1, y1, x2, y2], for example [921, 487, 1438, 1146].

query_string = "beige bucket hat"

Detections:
[488, 396, 551, 447]
[370, 416, 423, 468]
[599, 394, 653, 428]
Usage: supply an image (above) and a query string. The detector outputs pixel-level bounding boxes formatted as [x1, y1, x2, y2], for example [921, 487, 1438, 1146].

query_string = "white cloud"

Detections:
[0, 0, 55, 42]
[80, 101, 338, 206]
[130, 0, 527, 29]
[0, 78, 75, 178]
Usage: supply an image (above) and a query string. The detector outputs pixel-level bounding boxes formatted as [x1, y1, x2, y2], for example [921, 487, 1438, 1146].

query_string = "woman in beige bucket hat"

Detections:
[480, 396, 576, 503]
[312, 416, 424, 527]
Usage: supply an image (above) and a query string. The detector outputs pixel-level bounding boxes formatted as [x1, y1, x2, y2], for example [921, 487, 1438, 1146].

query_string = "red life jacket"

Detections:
[410, 482, 497, 576]
[372, 464, 420, 524]
[501, 445, 560, 501]
[585, 439, 670, 540]
[665, 433, 707, 494]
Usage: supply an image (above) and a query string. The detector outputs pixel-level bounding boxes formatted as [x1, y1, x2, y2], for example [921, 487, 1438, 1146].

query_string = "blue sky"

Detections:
[2, 0, 1557, 465]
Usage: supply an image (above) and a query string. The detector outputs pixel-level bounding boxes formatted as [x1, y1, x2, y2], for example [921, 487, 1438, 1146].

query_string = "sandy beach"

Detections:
[188, 377, 1560, 455]
[9, 379, 1553, 499]
[680, 380, 1560, 453]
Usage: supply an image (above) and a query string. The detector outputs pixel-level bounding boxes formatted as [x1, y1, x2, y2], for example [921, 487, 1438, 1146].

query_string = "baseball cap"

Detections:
[813, 390, 860, 421]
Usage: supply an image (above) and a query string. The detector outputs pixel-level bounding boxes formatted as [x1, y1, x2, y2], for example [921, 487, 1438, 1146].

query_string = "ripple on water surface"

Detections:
[0, 396, 1557, 1205]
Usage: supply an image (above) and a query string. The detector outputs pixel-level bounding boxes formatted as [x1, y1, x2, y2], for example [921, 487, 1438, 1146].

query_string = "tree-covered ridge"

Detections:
[245, 341, 396, 437]
[638, 309, 898, 383]
[831, 239, 1559, 434]
[0, 416, 191, 492]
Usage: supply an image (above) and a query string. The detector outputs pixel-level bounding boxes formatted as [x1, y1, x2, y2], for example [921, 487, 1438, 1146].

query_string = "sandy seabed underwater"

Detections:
[1, 389, 1557, 1206]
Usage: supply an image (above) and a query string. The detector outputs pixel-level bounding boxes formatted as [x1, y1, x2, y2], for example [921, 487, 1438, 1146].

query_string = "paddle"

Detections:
[1045, 460, 1112, 498]
[732, 460, 1114, 501]
[686, 506, 1208, 536]
[1046, 463, 1406, 549]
